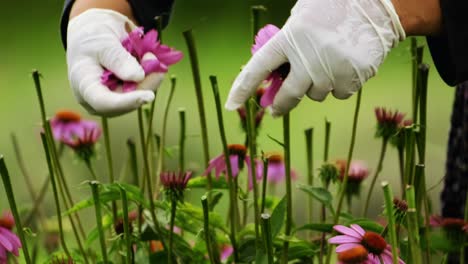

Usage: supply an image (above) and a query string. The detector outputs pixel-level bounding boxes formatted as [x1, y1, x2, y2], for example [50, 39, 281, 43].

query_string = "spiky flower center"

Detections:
[56, 110, 81, 123]
[338, 245, 368, 263]
[393, 198, 408, 212]
[362, 232, 387, 255]
[0, 214, 14, 230]
[267, 154, 283, 164]
[228, 144, 247, 156]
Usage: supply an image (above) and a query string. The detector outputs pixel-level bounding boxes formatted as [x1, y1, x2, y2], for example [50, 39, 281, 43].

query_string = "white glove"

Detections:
[225, 0, 405, 116]
[67, 9, 164, 117]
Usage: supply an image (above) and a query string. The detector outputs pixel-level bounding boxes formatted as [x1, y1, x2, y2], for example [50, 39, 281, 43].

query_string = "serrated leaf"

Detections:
[187, 177, 228, 189]
[270, 196, 287, 239]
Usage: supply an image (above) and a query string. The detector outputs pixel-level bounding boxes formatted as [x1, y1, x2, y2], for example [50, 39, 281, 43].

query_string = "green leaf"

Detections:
[207, 191, 224, 211]
[267, 134, 284, 147]
[344, 219, 385, 234]
[238, 237, 257, 263]
[285, 241, 317, 261]
[297, 184, 333, 205]
[178, 202, 229, 234]
[255, 248, 268, 264]
[187, 177, 228, 189]
[295, 223, 334, 233]
[270, 196, 287, 239]
[85, 213, 114, 247]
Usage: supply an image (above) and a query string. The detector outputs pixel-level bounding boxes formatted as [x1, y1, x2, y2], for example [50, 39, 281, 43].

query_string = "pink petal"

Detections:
[122, 82, 138, 93]
[328, 235, 361, 244]
[350, 224, 366, 236]
[0, 230, 13, 252]
[260, 75, 282, 108]
[252, 24, 280, 54]
[267, 163, 285, 183]
[229, 156, 240, 178]
[141, 59, 166, 74]
[333, 225, 363, 238]
[335, 243, 361, 253]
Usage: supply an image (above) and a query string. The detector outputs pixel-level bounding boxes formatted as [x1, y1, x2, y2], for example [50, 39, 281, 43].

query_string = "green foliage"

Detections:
[270, 195, 287, 239]
[187, 176, 229, 189]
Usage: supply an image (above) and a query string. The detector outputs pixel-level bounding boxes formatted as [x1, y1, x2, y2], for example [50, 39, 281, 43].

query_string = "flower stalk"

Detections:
[126, 139, 139, 187]
[156, 77, 177, 181]
[319, 120, 331, 264]
[261, 156, 269, 213]
[202, 195, 217, 264]
[261, 213, 274, 264]
[305, 128, 314, 225]
[168, 199, 177, 264]
[382, 182, 400, 264]
[326, 90, 362, 264]
[90, 181, 109, 263]
[120, 187, 133, 264]
[363, 138, 389, 216]
[209, 75, 239, 261]
[406, 185, 422, 264]
[281, 113, 293, 264]
[179, 109, 186, 172]
[183, 29, 212, 193]
[101, 117, 118, 220]
[0, 157, 32, 264]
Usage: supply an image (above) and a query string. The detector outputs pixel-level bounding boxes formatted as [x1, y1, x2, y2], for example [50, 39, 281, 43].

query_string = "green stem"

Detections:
[168, 199, 177, 264]
[406, 185, 422, 264]
[178, 109, 186, 172]
[157, 77, 176, 179]
[101, 117, 118, 221]
[126, 139, 139, 186]
[120, 187, 133, 264]
[202, 195, 216, 264]
[281, 113, 292, 264]
[261, 157, 269, 213]
[324, 119, 331, 162]
[404, 127, 416, 187]
[261, 214, 274, 264]
[414, 164, 431, 264]
[326, 89, 362, 264]
[0, 157, 32, 264]
[183, 30, 211, 192]
[305, 128, 314, 227]
[90, 182, 109, 263]
[39, 133, 70, 259]
[397, 146, 405, 197]
[383, 182, 399, 264]
[209, 75, 239, 262]
[85, 160, 98, 181]
[245, 99, 261, 246]
[137, 108, 166, 250]
[363, 138, 389, 216]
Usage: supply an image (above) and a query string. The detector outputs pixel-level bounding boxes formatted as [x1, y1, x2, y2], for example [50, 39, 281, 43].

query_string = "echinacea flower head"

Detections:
[0, 211, 21, 263]
[220, 244, 233, 262]
[114, 210, 139, 236]
[374, 107, 407, 140]
[204, 144, 248, 180]
[251, 24, 290, 108]
[318, 163, 339, 186]
[256, 153, 298, 184]
[160, 171, 192, 202]
[329, 224, 405, 264]
[50, 110, 83, 140]
[101, 27, 183, 92]
[392, 198, 408, 224]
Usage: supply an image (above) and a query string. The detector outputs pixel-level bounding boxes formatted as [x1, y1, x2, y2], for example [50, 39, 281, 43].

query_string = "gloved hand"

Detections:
[67, 9, 164, 117]
[225, 0, 406, 116]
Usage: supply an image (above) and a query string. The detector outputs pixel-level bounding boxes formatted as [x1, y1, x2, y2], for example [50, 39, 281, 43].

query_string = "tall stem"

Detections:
[0, 157, 32, 264]
[319, 121, 331, 264]
[168, 199, 177, 264]
[363, 138, 389, 216]
[120, 188, 133, 264]
[90, 182, 109, 263]
[178, 109, 186, 172]
[304, 128, 314, 228]
[261, 157, 269, 213]
[261, 214, 274, 264]
[101, 117, 118, 221]
[209, 75, 239, 261]
[183, 30, 212, 192]
[137, 108, 166, 250]
[281, 113, 292, 264]
[39, 133, 70, 259]
[202, 195, 217, 264]
[156, 77, 176, 180]
[383, 182, 399, 264]
[126, 139, 139, 186]
[326, 90, 362, 264]
[406, 185, 422, 264]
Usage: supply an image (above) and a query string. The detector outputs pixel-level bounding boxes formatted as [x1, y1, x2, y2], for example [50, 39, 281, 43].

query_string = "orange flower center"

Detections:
[228, 144, 247, 156]
[442, 218, 466, 229]
[267, 154, 283, 164]
[362, 232, 387, 255]
[56, 110, 81, 123]
[150, 240, 164, 253]
[0, 216, 14, 230]
[338, 245, 368, 263]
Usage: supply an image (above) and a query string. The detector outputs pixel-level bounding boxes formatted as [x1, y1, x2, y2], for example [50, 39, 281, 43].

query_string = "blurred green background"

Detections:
[0, 0, 454, 230]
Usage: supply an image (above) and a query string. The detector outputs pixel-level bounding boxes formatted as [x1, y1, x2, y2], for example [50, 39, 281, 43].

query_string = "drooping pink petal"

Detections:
[335, 243, 361, 253]
[328, 235, 361, 244]
[350, 224, 366, 237]
[252, 24, 280, 54]
[260, 75, 283, 108]
[333, 225, 363, 238]
[122, 82, 138, 93]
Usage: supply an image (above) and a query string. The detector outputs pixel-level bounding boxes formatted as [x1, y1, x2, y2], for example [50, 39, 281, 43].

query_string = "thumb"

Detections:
[99, 41, 145, 82]
[225, 31, 287, 110]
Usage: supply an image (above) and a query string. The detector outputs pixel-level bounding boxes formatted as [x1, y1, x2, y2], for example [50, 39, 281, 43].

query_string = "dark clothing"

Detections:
[427, 0, 468, 86]
[60, 0, 174, 48]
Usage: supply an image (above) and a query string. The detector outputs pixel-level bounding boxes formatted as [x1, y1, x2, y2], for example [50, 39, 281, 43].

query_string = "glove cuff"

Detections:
[379, 0, 406, 42]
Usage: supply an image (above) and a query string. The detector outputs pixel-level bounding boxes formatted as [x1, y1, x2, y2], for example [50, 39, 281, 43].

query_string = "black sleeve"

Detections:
[427, 0, 468, 86]
[60, 0, 175, 49]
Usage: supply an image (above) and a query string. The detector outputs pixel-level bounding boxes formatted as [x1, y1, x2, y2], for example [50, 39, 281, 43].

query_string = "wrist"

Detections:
[390, 0, 441, 36]
[70, 0, 138, 25]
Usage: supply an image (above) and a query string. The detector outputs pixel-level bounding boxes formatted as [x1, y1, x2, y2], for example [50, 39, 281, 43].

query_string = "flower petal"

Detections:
[335, 243, 361, 253]
[328, 235, 361, 244]
[333, 225, 363, 238]
[350, 224, 366, 236]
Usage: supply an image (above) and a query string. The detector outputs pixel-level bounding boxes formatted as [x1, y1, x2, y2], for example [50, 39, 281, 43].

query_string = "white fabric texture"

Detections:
[67, 9, 164, 117]
[225, 0, 405, 116]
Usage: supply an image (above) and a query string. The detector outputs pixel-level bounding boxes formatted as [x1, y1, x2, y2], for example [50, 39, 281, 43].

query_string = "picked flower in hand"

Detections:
[101, 27, 183, 92]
